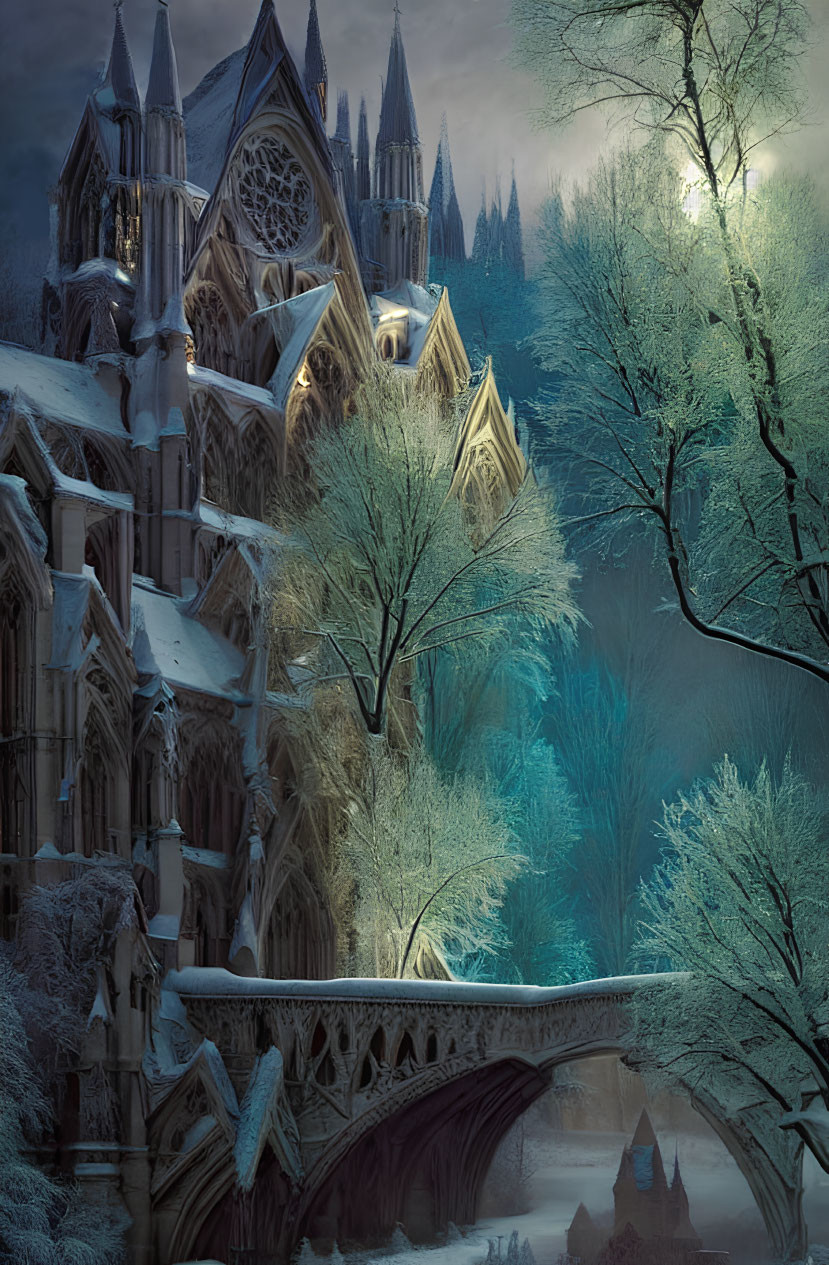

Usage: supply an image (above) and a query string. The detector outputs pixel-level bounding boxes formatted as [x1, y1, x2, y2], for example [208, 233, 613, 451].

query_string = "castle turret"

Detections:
[304, 0, 328, 124]
[359, 6, 428, 289]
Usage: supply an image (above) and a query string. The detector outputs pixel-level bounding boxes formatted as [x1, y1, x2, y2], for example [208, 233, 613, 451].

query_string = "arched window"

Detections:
[185, 283, 235, 376]
[179, 735, 245, 856]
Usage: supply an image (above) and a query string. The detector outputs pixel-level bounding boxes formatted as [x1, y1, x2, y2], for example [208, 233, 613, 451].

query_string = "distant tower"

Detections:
[428, 114, 465, 265]
[359, 5, 428, 289]
[356, 96, 371, 203]
[304, 0, 327, 124]
[330, 90, 358, 241]
[488, 179, 505, 264]
[504, 165, 525, 278]
[471, 183, 489, 264]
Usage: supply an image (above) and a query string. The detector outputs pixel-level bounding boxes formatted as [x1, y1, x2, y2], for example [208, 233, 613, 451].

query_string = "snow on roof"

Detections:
[52, 469, 133, 513]
[183, 48, 246, 195]
[0, 472, 48, 556]
[189, 500, 283, 547]
[266, 282, 335, 410]
[370, 281, 438, 369]
[131, 576, 246, 700]
[167, 968, 678, 1007]
[147, 913, 181, 942]
[188, 362, 278, 413]
[0, 343, 127, 439]
[234, 1046, 303, 1191]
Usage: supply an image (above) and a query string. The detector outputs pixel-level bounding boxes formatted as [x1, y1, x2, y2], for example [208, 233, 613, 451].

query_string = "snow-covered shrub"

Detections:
[0, 955, 128, 1264]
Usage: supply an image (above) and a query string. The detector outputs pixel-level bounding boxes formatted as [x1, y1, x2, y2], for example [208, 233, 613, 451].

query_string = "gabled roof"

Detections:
[453, 357, 526, 500]
[0, 343, 127, 439]
[234, 1047, 303, 1190]
[377, 7, 419, 148]
[265, 281, 336, 410]
[131, 576, 246, 700]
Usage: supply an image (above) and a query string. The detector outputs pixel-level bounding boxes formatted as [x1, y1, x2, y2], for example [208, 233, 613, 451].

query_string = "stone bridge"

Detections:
[150, 971, 803, 1265]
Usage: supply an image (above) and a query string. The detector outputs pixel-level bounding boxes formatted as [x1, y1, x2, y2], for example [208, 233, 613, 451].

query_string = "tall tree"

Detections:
[270, 369, 578, 735]
[514, 0, 829, 687]
[337, 739, 522, 979]
[633, 759, 829, 1256]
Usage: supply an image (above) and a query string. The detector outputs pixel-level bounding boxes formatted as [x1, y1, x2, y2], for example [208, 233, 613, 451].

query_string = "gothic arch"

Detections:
[178, 720, 246, 858]
[264, 863, 335, 981]
[237, 410, 280, 520]
[77, 662, 129, 857]
[186, 282, 237, 378]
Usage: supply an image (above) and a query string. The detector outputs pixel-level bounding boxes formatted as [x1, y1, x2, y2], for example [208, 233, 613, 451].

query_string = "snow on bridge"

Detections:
[149, 970, 800, 1265]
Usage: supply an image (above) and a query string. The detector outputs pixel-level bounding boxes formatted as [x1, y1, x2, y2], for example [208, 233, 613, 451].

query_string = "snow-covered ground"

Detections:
[339, 1127, 829, 1265]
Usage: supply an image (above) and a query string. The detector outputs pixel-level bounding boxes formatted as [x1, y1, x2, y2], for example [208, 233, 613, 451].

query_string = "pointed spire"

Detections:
[505, 163, 525, 278]
[146, 1, 182, 114]
[377, 4, 419, 148]
[305, 0, 328, 123]
[472, 181, 489, 264]
[98, 1, 140, 113]
[356, 96, 371, 202]
[334, 90, 351, 145]
[429, 115, 465, 262]
[631, 1108, 657, 1148]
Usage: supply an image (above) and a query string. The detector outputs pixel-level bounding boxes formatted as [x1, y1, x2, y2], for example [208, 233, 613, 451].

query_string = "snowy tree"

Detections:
[633, 759, 829, 1179]
[0, 954, 128, 1264]
[270, 368, 578, 735]
[337, 738, 522, 978]
[14, 866, 140, 1079]
[469, 729, 591, 984]
[515, 0, 829, 688]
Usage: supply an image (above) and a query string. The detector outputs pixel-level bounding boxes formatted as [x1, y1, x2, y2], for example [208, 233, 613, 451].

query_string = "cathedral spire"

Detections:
[304, 0, 328, 123]
[428, 114, 465, 263]
[504, 163, 525, 278]
[146, 0, 182, 116]
[334, 90, 351, 145]
[98, 1, 140, 114]
[377, 4, 419, 150]
[356, 96, 371, 202]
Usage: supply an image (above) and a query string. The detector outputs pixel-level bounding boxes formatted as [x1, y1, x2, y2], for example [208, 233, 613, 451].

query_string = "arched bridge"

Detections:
[150, 971, 804, 1265]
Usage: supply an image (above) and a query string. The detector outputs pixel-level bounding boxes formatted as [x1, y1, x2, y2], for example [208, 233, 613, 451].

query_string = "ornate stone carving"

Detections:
[237, 134, 314, 255]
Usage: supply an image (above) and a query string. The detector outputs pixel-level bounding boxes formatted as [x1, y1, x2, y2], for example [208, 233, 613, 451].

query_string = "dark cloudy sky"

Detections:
[1, 0, 828, 255]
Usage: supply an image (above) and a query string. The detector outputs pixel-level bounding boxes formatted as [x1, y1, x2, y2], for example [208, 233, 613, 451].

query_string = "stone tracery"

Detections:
[237, 133, 314, 255]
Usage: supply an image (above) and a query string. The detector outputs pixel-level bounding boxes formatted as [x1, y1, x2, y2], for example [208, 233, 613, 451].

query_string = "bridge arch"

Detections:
[164, 974, 805, 1264]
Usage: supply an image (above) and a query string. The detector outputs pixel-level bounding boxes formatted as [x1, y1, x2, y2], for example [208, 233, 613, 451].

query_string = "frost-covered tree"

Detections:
[0, 956, 128, 1264]
[14, 866, 140, 1081]
[515, 0, 829, 688]
[548, 660, 672, 977]
[634, 759, 829, 1182]
[468, 729, 591, 984]
[270, 368, 578, 735]
[416, 611, 589, 983]
[337, 739, 522, 978]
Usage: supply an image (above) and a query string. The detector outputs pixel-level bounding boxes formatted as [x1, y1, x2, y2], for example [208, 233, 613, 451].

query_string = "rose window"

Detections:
[237, 134, 314, 254]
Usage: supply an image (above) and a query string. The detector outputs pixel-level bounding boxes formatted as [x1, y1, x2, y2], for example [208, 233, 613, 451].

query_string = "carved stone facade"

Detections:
[0, 3, 537, 1263]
